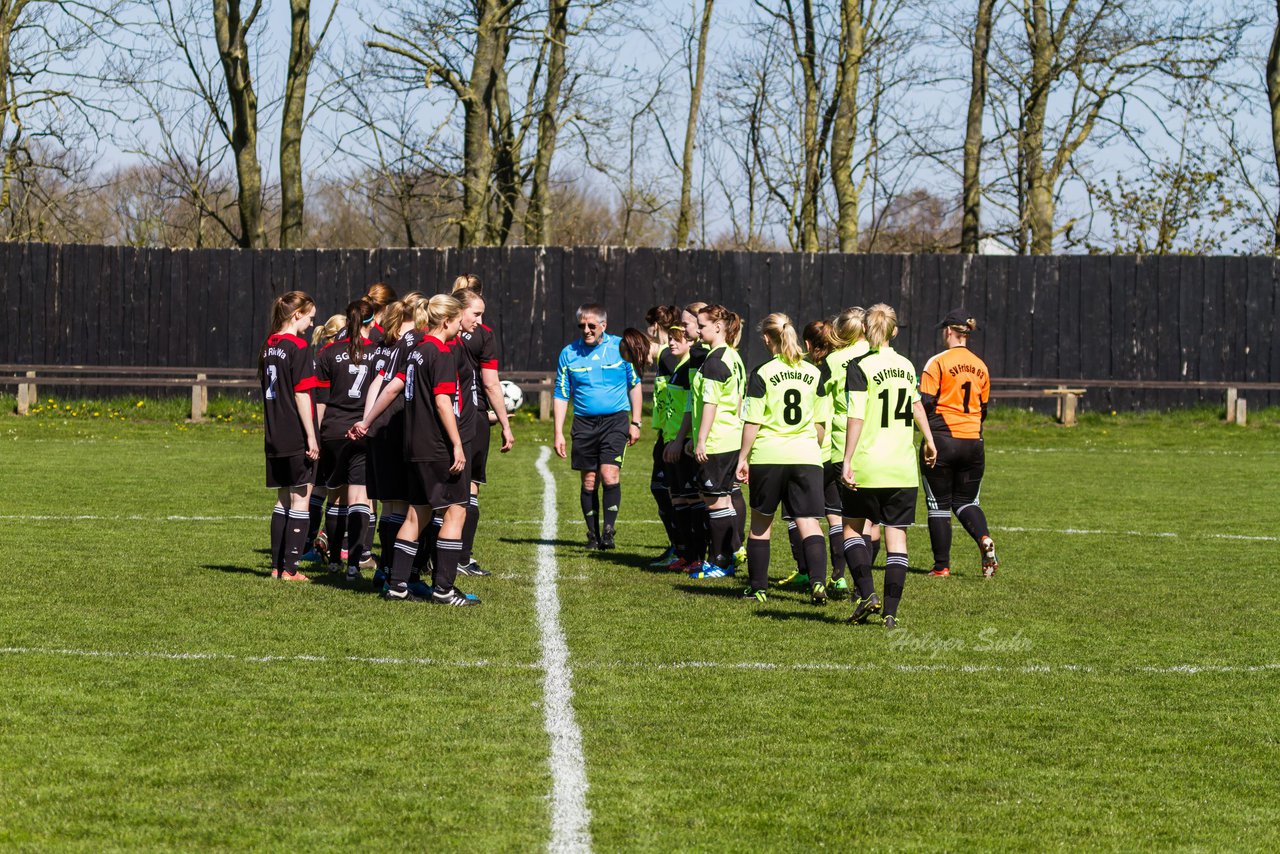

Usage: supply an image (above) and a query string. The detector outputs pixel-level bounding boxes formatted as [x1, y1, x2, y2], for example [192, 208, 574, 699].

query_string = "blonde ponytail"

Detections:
[761, 313, 804, 365]
[830, 306, 866, 348]
[864, 303, 898, 349]
[414, 294, 463, 332]
[312, 313, 345, 347]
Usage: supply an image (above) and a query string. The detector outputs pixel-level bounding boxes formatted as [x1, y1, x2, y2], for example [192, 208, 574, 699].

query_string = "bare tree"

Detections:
[672, 0, 715, 248]
[959, 0, 995, 254]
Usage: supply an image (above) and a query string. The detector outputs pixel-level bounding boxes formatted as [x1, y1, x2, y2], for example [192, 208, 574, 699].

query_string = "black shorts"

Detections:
[697, 451, 739, 496]
[922, 436, 985, 512]
[368, 432, 408, 502]
[823, 461, 843, 515]
[470, 421, 492, 485]
[571, 412, 630, 471]
[749, 463, 824, 518]
[665, 447, 700, 499]
[266, 454, 315, 489]
[319, 437, 367, 489]
[650, 436, 667, 489]
[407, 459, 471, 510]
[839, 485, 917, 528]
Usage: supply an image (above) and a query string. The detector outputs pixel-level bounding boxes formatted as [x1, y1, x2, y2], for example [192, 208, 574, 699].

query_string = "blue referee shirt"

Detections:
[554, 333, 640, 416]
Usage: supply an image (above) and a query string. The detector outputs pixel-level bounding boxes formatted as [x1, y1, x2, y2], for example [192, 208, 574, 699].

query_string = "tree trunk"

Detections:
[1021, 0, 1053, 255]
[525, 0, 570, 246]
[673, 0, 714, 249]
[279, 0, 314, 249]
[1268, 1, 1280, 253]
[961, 0, 995, 254]
[459, 0, 503, 248]
[798, 0, 820, 251]
[213, 0, 266, 248]
[830, 0, 863, 252]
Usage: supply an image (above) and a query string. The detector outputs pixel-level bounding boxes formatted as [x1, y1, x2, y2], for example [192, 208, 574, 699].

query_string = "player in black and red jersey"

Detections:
[303, 313, 345, 565]
[314, 297, 381, 581]
[260, 291, 321, 581]
[452, 285, 515, 577]
[357, 295, 479, 605]
[364, 282, 397, 345]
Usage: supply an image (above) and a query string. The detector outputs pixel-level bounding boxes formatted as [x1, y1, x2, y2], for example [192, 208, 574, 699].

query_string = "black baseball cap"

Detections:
[936, 308, 977, 330]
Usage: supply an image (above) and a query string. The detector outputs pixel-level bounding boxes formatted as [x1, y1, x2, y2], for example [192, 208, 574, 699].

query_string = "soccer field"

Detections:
[1, 409, 1278, 851]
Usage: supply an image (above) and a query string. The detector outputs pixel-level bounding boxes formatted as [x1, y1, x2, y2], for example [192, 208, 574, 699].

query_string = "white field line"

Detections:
[2, 646, 1278, 677]
[5, 515, 1273, 544]
[533, 445, 593, 854]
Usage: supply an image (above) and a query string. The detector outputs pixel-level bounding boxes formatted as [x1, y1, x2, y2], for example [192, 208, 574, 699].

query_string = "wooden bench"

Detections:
[1, 365, 257, 421]
[990, 377, 1280, 426]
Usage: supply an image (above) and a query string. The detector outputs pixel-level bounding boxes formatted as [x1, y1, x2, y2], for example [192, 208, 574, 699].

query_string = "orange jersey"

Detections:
[918, 347, 990, 440]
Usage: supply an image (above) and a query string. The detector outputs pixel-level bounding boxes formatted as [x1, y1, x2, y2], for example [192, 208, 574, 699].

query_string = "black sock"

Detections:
[602, 482, 621, 535]
[324, 502, 345, 562]
[928, 512, 952, 570]
[346, 504, 372, 567]
[670, 503, 690, 559]
[412, 516, 441, 582]
[270, 506, 287, 570]
[389, 538, 418, 586]
[868, 535, 881, 566]
[433, 537, 464, 592]
[956, 504, 990, 544]
[883, 552, 909, 617]
[842, 534, 874, 598]
[730, 489, 747, 549]
[691, 502, 709, 563]
[828, 525, 847, 581]
[284, 509, 310, 574]
[746, 538, 770, 591]
[377, 513, 405, 571]
[580, 488, 599, 540]
[802, 535, 828, 586]
[460, 495, 480, 564]
[707, 506, 736, 567]
[786, 521, 807, 573]
[652, 482, 676, 546]
[362, 504, 376, 557]
[306, 492, 325, 544]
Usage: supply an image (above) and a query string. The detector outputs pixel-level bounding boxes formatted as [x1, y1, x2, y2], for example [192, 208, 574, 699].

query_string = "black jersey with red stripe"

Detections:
[260, 333, 319, 458]
[397, 334, 462, 462]
[314, 337, 379, 441]
[459, 322, 499, 426]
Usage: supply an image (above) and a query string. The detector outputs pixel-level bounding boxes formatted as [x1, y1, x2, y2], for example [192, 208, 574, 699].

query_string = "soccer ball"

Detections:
[501, 379, 524, 413]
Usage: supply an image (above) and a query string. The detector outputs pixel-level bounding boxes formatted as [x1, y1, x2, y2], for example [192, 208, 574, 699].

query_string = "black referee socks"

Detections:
[580, 487, 599, 540]
[601, 482, 622, 535]
[883, 552, 909, 618]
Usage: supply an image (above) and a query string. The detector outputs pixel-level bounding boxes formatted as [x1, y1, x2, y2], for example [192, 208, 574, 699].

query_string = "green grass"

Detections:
[1, 409, 1278, 850]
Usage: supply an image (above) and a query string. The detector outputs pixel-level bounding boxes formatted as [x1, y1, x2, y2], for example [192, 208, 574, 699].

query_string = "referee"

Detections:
[553, 303, 643, 550]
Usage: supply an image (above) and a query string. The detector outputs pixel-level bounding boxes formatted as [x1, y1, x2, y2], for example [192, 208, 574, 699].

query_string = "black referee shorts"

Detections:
[922, 435, 985, 512]
[571, 412, 630, 471]
[839, 485, 917, 528]
[749, 463, 824, 518]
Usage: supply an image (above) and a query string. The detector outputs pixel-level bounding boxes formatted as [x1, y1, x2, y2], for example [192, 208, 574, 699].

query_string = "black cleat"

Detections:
[432, 586, 481, 606]
[383, 582, 427, 602]
[810, 581, 828, 606]
[599, 527, 616, 550]
[456, 560, 491, 577]
[883, 614, 899, 630]
[585, 533, 600, 551]
[741, 587, 768, 603]
[845, 593, 882, 624]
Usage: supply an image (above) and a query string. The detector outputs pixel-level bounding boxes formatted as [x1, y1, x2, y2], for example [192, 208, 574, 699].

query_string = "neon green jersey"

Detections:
[742, 355, 825, 465]
[814, 359, 834, 458]
[651, 346, 680, 429]
[825, 340, 870, 463]
[690, 345, 745, 455]
[659, 352, 690, 439]
[845, 345, 921, 488]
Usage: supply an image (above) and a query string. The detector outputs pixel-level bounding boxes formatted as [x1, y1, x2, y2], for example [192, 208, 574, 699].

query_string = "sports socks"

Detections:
[324, 501, 346, 561]
[955, 503, 990, 545]
[746, 538, 770, 591]
[707, 505, 737, 567]
[842, 534, 875, 599]
[601, 482, 621, 534]
[827, 524, 847, 581]
[434, 537, 464, 592]
[283, 509, 310, 574]
[652, 480, 677, 546]
[345, 503, 372, 568]
[730, 488, 747, 550]
[270, 506, 288, 570]
[883, 552, 909, 618]
[669, 501, 690, 559]
[377, 513, 405, 572]
[306, 491, 326, 545]
[460, 494, 480, 564]
[412, 515, 442, 581]
[690, 501, 709, 563]
[580, 487, 599, 540]
[928, 510, 953, 570]
[389, 538, 418, 587]
[868, 533, 881, 566]
[801, 535, 828, 586]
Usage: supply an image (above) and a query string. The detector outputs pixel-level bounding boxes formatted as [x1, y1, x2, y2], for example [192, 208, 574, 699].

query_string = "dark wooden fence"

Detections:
[2, 242, 1277, 409]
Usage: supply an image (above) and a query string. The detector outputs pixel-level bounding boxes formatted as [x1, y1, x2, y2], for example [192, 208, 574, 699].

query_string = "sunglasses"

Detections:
[578, 322, 600, 331]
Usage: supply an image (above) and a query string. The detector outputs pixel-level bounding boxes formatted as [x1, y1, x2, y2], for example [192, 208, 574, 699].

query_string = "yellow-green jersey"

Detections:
[651, 346, 681, 430]
[689, 345, 745, 455]
[742, 356, 825, 465]
[814, 360, 834, 459]
[659, 352, 690, 439]
[825, 340, 871, 463]
[845, 345, 921, 488]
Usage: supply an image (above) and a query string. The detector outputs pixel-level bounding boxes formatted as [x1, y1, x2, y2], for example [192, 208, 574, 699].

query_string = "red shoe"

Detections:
[928, 567, 950, 577]
[668, 559, 692, 572]
[275, 569, 310, 582]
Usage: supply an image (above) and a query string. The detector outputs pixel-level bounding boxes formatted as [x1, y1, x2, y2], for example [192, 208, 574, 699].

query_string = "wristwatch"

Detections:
[631, 420, 641, 428]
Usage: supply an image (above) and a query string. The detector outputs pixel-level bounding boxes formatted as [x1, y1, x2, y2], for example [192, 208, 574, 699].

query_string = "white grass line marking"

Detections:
[4, 646, 1278, 677]
[533, 445, 593, 854]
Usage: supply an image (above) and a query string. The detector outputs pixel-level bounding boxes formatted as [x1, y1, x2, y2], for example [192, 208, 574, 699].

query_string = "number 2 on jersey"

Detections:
[878, 388, 913, 428]
[264, 364, 279, 400]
